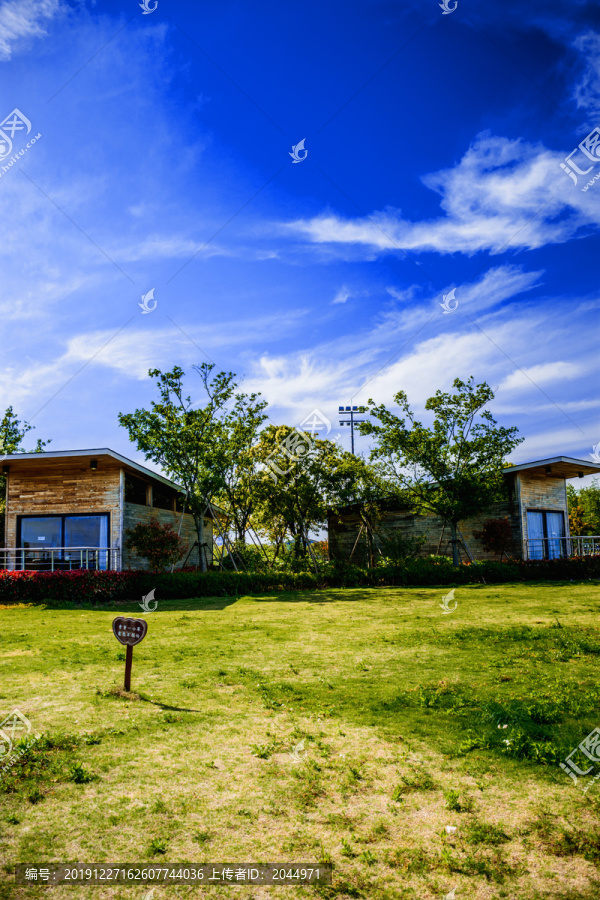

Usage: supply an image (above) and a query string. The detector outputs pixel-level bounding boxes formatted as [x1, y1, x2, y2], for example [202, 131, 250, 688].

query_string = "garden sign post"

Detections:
[112, 617, 148, 691]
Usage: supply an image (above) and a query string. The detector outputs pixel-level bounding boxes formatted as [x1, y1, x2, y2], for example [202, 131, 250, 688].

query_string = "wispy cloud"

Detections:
[0, 0, 64, 61]
[332, 286, 351, 304]
[282, 133, 600, 257]
[572, 31, 600, 125]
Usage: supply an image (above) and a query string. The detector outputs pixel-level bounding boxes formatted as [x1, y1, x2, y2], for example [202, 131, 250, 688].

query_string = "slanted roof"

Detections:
[503, 457, 600, 478]
[0, 448, 184, 492]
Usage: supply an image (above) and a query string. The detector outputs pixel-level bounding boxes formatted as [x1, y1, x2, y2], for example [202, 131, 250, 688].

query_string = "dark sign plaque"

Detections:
[112, 617, 148, 691]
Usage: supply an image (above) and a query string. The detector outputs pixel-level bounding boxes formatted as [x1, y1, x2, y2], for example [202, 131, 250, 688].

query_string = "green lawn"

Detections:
[1, 582, 599, 899]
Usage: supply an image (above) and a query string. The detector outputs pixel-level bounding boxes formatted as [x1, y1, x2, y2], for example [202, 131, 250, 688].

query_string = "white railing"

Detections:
[0, 547, 120, 572]
[524, 535, 600, 560]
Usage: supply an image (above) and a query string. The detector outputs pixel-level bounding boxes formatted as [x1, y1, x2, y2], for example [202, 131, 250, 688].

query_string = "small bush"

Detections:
[0, 554, 598, 607]
[124, 519, 187, 573]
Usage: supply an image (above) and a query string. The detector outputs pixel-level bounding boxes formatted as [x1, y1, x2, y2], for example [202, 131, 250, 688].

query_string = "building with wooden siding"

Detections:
[328, 457, 600, 563]
[0, 449, 213, 571]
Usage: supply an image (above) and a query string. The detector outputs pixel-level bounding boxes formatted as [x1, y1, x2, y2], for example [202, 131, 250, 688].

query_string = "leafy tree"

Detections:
[118, 364, 238, 571]
[251, 425, 370, 566]
[569, 504, 591, 536]
[124, 519, 187, 572]
[213, 391, 269, 542]
[473, 517, 515, 561]
[0, 407, 50, 546]
[358, 377, 523, 565]
[567, 480, 600, 535]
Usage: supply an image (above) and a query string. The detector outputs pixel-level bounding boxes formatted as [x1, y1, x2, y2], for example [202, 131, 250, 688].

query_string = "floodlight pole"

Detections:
[338, 405, 366, 455]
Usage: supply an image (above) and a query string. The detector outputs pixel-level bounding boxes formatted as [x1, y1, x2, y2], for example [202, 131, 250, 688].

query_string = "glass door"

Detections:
[546, 512, 565, 559]
[526, 511, 545, 559]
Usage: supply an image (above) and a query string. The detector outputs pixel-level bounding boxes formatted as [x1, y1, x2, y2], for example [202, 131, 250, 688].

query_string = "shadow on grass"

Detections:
[105, 687, 203, 714]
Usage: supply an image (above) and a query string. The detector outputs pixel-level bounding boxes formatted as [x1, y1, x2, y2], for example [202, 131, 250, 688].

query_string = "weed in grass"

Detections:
[392, 769, 436, 800]
[68, 763, 95, 784]
[193, 830, 211, 844]
[444, 789, 474, 812]
[180, 678, 197, 689]
[464, 820, 510, 845]
[341, 838, 356, 858]
[360, 849, 377, 865]
[28, 787, 44, 804]
[148, 838, 168, 855]
[152, 799, 167, 813]
[291, 759, 324, 807]
[544, 828, 600, 863]
[325, 812, 355, 831]
[116, 651, 126, 661]
[6, 815, 20, 825]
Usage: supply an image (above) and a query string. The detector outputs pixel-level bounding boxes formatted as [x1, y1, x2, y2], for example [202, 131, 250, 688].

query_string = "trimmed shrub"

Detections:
[0, 554, 598, 606]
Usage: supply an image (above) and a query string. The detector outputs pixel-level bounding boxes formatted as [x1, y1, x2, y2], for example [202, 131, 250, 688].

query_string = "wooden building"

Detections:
[328, 457, 600, 564]
[0, 449, 213, 571]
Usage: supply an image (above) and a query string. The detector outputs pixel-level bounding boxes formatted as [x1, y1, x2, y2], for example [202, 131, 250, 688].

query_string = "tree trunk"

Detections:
[196, 505, 209, 572]
[449, 520, 460, 566]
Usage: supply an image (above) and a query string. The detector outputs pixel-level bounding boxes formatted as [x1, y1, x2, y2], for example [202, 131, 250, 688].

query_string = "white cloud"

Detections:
[332, 286, 351, 304]
[282, 132, 600, 257]
[0, 0, 64, 61]
[500, 362, 582, 392]
[572, 31, 600, 124]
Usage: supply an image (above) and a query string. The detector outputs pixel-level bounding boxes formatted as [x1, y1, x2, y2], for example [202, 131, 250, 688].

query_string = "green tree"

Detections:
[251, 425, 368, 566]
[0, 407, 50, 546]
[118, 364, 238, 571]
[213, 391, 269, 542]
[567, 480, 600, 534]
[358, 377, 523, 566]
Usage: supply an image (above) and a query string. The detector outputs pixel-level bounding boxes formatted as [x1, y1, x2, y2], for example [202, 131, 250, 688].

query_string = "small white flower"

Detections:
[445, 825, 457, 834]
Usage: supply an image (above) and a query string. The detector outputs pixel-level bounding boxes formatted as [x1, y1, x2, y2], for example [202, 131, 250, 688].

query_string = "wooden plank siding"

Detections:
[4, 456, 211, 570]
[5, 459, 121, 552]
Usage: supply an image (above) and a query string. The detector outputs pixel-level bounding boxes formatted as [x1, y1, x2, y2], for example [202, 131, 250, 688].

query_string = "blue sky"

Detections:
[0, 0, 599, 475]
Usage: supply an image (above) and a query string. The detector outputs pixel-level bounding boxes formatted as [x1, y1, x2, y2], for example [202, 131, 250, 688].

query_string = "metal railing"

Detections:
[0, 547, 120, 572]
[524, 536, 600, 560]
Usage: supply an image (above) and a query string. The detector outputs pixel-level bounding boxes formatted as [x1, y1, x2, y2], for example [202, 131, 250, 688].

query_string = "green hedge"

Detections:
[0, 554, 599, 606]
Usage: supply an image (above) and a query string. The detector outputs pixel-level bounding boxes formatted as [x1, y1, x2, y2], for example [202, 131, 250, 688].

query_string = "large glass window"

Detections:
[125, 474, 148, 505]
[152, 483, 174, 511]
[18, 514, 110, 570]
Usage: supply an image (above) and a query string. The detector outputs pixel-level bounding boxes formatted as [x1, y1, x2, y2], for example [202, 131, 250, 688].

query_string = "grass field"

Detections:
[1, 582, 599, 900]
